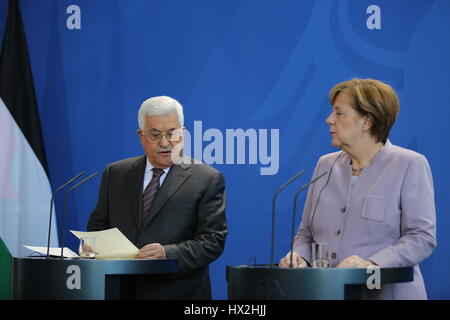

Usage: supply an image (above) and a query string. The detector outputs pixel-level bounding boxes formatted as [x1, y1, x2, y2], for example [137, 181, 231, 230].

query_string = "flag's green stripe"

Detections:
[0, 238, 12, 300]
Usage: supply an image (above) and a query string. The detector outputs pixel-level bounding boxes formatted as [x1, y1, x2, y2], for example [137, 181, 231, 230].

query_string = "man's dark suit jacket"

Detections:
[87, 155, 227, 299]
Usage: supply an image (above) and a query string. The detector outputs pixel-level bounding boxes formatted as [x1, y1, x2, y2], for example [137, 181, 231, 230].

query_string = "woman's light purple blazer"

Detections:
[294, 140, 436, 299]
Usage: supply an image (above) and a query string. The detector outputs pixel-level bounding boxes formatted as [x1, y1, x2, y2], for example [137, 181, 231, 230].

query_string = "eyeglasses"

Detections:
[141, 129, 183, 143]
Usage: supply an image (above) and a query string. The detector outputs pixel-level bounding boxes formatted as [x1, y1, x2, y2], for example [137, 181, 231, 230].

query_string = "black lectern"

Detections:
[227, 265, 413, 300]
[12, 257, 178, 300]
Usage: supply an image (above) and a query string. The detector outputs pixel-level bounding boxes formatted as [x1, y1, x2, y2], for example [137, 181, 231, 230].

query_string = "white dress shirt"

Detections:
[142, 158, 171, 192]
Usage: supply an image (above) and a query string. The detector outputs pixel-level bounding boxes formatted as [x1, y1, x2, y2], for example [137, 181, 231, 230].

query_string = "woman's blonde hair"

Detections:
[329, 78, 400, 143]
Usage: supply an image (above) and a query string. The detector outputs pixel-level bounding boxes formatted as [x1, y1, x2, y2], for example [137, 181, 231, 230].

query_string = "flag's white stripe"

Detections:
[0, 98, 58, 257]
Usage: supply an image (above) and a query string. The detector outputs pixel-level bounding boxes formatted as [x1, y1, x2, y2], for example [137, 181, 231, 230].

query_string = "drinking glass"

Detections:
[79, 237, 96, 259]
[311, 242, 330, 268]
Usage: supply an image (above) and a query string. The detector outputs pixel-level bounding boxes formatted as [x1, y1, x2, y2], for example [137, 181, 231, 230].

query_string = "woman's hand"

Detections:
[279, 251, 308, 268]
[336, 255, 376, 268]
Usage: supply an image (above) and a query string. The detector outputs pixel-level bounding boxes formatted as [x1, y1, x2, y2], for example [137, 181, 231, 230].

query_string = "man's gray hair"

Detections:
[138, 96, 184, 129]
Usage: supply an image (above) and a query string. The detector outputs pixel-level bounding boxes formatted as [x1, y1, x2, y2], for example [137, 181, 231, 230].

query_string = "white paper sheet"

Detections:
[23, 245, 79, 258]
[70, 227, 139, 259]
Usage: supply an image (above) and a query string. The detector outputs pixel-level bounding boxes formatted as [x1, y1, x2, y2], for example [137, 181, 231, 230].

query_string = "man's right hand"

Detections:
[279, 251, 308, 268]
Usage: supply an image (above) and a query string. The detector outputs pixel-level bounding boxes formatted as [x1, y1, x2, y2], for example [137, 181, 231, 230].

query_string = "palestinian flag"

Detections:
[0, 0, 58, 299]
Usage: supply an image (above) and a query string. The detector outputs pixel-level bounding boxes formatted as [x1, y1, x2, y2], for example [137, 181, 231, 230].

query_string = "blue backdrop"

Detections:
[1, 0, 449, 299]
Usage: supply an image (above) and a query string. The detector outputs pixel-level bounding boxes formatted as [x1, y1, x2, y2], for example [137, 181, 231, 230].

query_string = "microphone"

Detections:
[289, 171, 328, 268]
[270, 169, 306, 266]
[60, 172, 99, 259]
[46, 171, 86, 258]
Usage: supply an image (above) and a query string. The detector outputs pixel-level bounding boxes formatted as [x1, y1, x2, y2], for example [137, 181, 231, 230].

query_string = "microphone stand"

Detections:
[270, 170, 305, 265]
[60, 172, 99, 259]
[46, 171, 86, 258]
[289, 171, 328, 268]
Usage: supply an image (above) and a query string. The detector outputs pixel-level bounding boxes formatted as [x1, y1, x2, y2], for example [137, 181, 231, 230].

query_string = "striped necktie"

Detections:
[142, 168, 164, 219]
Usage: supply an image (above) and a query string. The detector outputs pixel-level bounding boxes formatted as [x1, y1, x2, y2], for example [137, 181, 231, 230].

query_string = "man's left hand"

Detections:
[336, 255, 376, 268]
[136, 243, 166, 259]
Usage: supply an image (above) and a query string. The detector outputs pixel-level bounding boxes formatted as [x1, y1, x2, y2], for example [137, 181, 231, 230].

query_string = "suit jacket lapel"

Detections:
[143, 163, 191, 228]
[126, 156, 146, 229]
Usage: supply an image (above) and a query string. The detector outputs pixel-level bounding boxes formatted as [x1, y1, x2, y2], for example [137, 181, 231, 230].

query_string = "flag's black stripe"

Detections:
[0, 0, 49, 175]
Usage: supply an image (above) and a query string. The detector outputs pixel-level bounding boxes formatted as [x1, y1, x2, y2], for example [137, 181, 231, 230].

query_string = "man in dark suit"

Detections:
[87, 96, 227, 299]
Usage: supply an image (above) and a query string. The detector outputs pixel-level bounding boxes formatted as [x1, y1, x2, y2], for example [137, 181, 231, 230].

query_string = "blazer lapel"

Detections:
[125, 156, 146, 229]
[142, 163, 191, 228]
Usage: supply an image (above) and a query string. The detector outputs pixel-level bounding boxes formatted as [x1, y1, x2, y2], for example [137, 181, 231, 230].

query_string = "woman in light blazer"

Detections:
[280, 78, 436, 299]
